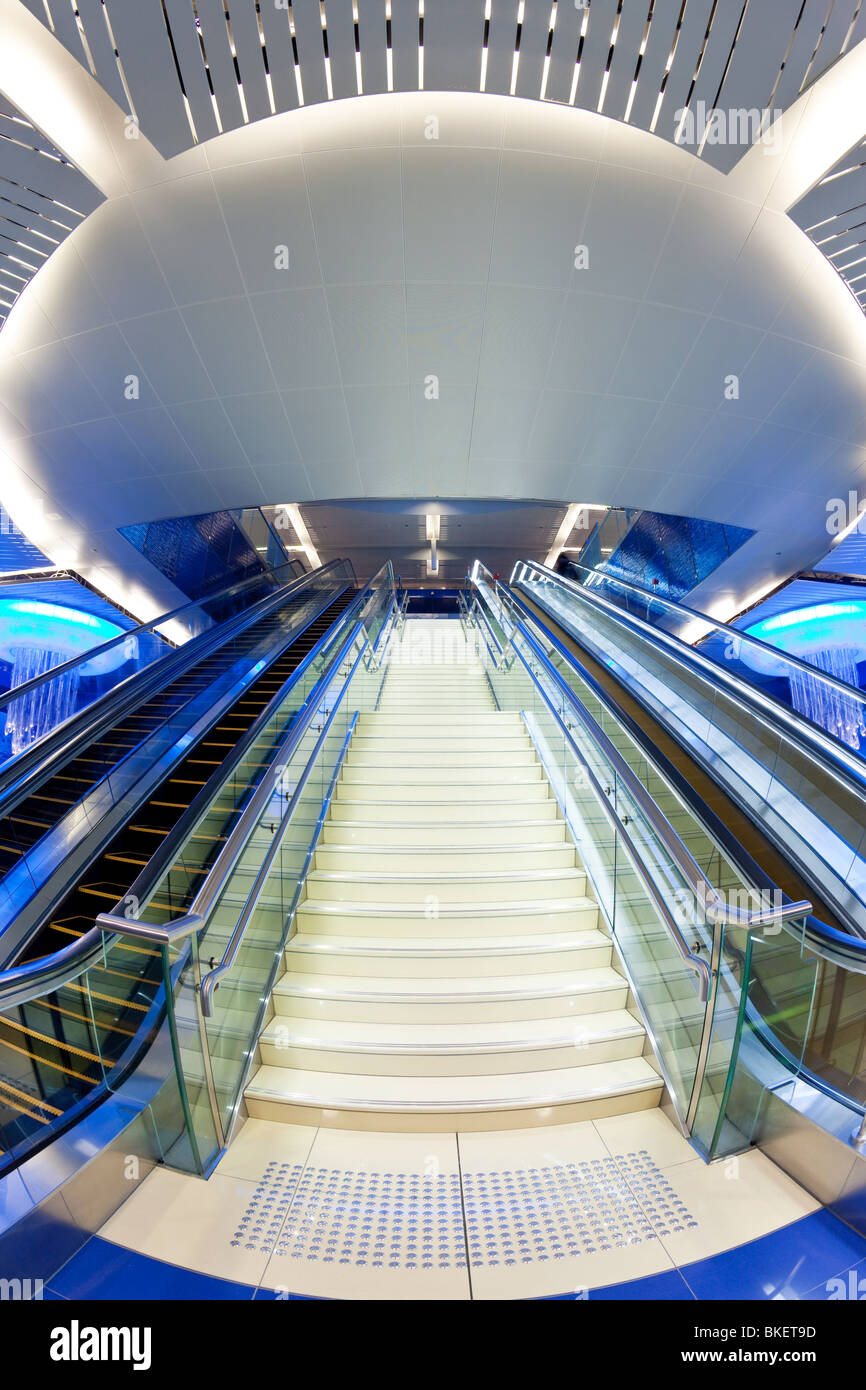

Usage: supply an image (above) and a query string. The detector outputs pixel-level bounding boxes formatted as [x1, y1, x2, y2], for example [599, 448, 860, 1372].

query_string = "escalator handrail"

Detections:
[520, 554, 866, 705]
[0, 566, 394, 1009]
[93, 562, 396, 945]
[470, 575, 811, 933]
[0, 559, 353, 811]
[469, 591, 710, 1001]
[0, 555, 308, 709]
[199, 639, 375, 1014]
[90, 576, 388, 939]
[495, 577, 866, 971]
[512, 559, 866, 796]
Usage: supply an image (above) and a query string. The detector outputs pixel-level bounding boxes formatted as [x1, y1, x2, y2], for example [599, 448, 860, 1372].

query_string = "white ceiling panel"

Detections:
[220, 392, 301, 469]
[344, 381, 414, 461]
[476, 283, 563, 393]
[390, 0, 420, 91]
[132, 176, 245, 306]
[118, 308, 214, 406]
[326, 282, 408, 386]
[577, 161, 679, 298]
[212, 156, 322, 291]
[181, 296, 277, 395]
[402, 146, 499, 282]
[488, 149, 596, 288]
[282, 386, 358, 463]
[405, 282, 485, 391]
[547, 291, 638, 394]
[248, 286, 341, 388]
[608, 302, 706, 400]
[304, 148, 404, 283]
[668, 317, 765, 410]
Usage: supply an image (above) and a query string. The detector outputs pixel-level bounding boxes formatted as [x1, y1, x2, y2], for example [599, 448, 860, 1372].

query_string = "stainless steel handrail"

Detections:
[516, 555, 866, 705]
[0, 555, 317, 709]
[0, 568, 393, 1009]
[94, 563, 397, 946]
[470, 577, 812, 932]
[0, 560, 353, 809]
[513, 559, 866, 791]
[468, 594, 710, 1000]
[199, 651, 370, 1014]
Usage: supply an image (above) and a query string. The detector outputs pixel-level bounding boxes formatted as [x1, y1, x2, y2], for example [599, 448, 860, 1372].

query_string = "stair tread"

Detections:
[260, 1008, 641, 1051]
[297, 895, 597, 918]
[288, 928, 608, 956]
[246, 1057, 661, 1109]
[273, 965, 626, 999]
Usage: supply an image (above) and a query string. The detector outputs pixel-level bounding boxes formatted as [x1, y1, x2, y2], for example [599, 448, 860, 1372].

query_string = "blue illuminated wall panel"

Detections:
[601, 511, 754, 601]
[119, 511, 265, 602]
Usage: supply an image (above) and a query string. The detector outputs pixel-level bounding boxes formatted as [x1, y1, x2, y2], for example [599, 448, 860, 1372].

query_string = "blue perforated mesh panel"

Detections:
[601, 511, 754, 600]
[119, 511, 265, 601]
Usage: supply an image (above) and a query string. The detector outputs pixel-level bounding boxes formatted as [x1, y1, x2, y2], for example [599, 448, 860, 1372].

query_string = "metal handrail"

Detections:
[199, 655, 368, 1015]
[95, 563, 397, 946]
[519, 554, 866, 705]
[0, 559, 352, 810]
[513, 559, 866, 793]
[470, 578, 812, 932]
[0, 555, 310, 709]
[468, 594, 710, 1000]
[0, 567, 393, 1008]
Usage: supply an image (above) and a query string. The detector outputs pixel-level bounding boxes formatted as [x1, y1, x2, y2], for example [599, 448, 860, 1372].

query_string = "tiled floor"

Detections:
[43, 1109, 866, 1301]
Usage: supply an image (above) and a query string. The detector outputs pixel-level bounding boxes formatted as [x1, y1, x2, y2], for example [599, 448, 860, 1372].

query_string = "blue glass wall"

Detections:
[120, 510, 265, 602]
[600, 510, 754, 601]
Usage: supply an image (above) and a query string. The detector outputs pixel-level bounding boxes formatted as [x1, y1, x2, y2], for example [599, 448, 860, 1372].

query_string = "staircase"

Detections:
[245, 619, 663, 1131]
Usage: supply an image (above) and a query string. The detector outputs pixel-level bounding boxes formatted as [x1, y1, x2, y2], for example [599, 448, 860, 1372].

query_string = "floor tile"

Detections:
[594, 1108, 697, 1169]
[99, 1167, 274, 1288]
[637, 1150, 819, 1268]
[51, 1236, 254, 1301]
[214, 1118, 317, 1181]
[259, 1128, 471, 1301]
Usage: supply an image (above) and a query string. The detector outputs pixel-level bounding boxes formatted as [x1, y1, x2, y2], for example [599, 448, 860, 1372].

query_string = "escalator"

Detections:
[24, 589, 356, 961]
[467, 563, 866, 1157]
[0, 561, 356, 962]
[0, 566, 396, 1176]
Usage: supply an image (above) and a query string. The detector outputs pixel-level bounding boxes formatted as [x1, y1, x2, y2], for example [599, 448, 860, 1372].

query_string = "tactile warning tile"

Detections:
[230, 1152, 697, 1274]
[463, 1154, 697, 1269]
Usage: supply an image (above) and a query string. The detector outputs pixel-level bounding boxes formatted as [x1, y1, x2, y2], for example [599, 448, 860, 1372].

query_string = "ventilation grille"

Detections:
[0, 91, 103, 327]
[20, 0, 866, 169]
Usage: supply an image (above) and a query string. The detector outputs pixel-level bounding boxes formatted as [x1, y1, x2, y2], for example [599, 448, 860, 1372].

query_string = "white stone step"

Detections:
[320, 819, 568, 846]
[346, 746, 536, 767]
[358, 712, 521, 732]
[303, 867, 587, 904]
[294, 896, 599, 937]
[333, 780, 552, 803]
[330, 795, 559, 822]
[312, 842, 577, 872]
[339, 762, 542, 784]
[271, 964, 629, 1022]
[258, 1008, 644, 1074]
[244, 1056, 662, 1130]
[285, 928, 610, 977]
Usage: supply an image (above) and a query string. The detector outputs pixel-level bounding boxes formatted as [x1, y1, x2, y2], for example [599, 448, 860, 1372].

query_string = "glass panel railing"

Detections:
[0, 567, 395, 1179]
[517, 558, 866, 757]
[0, 565, 356, 941]
[469, 574, 818, 1155]
[511, 561, 866, 941]
[0, 557, 321, 774]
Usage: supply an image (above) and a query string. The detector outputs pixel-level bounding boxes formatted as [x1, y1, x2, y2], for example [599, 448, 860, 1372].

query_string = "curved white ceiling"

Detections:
[0, 5, 864, 618]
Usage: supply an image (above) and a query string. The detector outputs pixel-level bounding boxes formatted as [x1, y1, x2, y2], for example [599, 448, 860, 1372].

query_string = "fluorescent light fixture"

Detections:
[544, 504, 608, 567]
[426, 513, 440, 575]
[279, 504, 321, 569]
